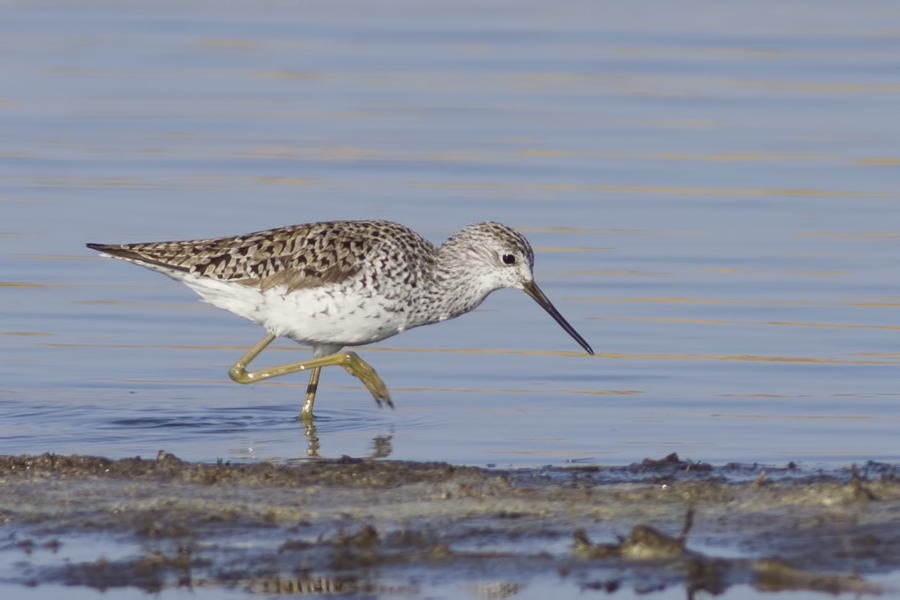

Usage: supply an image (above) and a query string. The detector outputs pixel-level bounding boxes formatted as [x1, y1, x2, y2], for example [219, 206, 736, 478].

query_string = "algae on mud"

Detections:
[0, 452, 897, 595]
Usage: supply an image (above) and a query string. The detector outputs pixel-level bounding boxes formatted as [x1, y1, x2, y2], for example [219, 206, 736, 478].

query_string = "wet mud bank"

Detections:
[1, 452, 898, 595]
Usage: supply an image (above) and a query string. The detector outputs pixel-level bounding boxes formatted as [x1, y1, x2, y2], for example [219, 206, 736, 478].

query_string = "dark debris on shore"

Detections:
[1, 451, 898, 596]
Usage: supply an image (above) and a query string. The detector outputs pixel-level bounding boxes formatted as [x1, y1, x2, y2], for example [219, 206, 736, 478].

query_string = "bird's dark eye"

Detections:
[502, 254, 516, 265]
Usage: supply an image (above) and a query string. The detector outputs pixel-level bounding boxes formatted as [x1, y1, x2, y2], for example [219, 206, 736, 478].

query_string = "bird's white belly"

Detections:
[263, 284, 409, 346]
[178, 273, 408, 347]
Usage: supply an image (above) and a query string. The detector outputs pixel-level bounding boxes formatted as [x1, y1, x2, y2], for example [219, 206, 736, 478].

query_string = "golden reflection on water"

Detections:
[560, 270, 671, 276]
[844, 300, 900, 307]
[515, 227, 641, 234]
[38, 342, 900, 365]
[393, 387, 640, 396]
[516, 148, 826, 162]
[674, 413, 875, 421]
[796, 231, 900, 241]
[592, 317, 900, 331]
[532, 246, 611, 253]
[256, 176, 318, 185]
[6, 141, 899, 170]
[10, 254, 88, 261]
[94, 378, 640, 398]
[577, 296, 820, 305]
[700, 268, 847, 275]
[73, 300, 212, 309]
[410, 180, 891, 197]
[0, 331, 52, 337]
[854, 157, 900, 165]
[576, 296, 900, 308]
[0, 282, 47, 288]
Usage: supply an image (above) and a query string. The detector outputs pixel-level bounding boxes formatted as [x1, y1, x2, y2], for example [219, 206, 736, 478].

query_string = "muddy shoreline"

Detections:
[1, 452, 897, 595]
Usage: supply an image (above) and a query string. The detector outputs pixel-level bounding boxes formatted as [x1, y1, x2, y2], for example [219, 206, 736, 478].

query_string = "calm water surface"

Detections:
[2, 0, 899, 472]
[3, 2, 900, 597]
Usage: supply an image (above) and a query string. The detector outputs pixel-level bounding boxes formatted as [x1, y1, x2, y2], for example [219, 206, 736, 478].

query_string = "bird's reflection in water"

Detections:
[300, 419, 393, 460]
[369, 434, 393, 459]
[302, 418, 321, 457]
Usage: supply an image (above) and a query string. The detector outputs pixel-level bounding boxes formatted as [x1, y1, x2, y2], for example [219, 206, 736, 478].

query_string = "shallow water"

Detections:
[3, 0, 900, 468]
[2, 0, 900, 594]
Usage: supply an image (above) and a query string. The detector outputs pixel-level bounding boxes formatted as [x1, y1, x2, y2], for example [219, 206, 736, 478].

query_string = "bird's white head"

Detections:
[442, 221, 536, 293]
[438, 221, 593, 354]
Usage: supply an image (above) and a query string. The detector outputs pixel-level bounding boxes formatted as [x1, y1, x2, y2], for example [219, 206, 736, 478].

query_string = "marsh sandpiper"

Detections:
[88, 220, 593, 421]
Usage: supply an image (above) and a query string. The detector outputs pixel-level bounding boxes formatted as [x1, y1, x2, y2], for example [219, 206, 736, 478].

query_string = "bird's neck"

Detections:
[426, 240, 497, 322]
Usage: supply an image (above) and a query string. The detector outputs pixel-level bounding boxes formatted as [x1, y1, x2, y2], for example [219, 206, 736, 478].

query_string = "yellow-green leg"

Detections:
[302, 366, 322, 420]
[228, 333, 393, 420]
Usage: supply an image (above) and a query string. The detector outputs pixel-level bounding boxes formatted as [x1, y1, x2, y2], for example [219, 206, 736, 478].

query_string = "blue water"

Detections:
[2, 0, 899, 471]
[3, 2, 900, 598]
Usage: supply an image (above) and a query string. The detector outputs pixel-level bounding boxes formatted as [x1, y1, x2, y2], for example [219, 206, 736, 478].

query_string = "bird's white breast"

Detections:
[173, 270, 410, 347]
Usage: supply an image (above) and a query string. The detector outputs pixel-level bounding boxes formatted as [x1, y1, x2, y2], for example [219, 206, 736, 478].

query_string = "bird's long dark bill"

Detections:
[522, 280, 594, 355]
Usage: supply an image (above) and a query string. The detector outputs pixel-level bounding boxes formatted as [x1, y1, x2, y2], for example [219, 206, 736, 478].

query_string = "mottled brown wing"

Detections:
[88, 221, 379, 293]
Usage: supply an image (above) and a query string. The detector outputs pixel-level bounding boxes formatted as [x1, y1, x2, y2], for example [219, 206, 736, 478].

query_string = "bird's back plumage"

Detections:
[87, 219, 435, 295]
